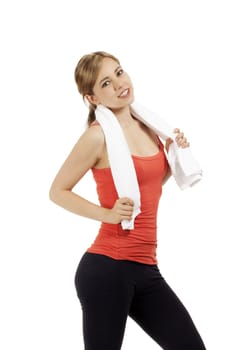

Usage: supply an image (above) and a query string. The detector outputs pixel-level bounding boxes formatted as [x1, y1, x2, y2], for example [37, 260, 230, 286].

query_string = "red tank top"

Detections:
[87, 139, 168, 265]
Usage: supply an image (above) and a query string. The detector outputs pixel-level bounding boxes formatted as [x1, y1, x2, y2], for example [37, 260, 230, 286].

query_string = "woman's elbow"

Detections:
[49, 184, 72, 206]
[49, 185, 61, 203]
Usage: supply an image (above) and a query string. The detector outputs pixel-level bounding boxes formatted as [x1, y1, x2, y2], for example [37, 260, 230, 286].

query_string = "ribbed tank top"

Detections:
[87, 140, 168, 265]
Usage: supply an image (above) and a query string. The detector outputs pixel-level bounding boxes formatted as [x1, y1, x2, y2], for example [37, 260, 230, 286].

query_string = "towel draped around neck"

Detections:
[95, 101, 203, 230]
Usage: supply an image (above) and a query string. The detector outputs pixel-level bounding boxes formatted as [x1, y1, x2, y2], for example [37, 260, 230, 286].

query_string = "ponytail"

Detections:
[87, 104, 96, 126]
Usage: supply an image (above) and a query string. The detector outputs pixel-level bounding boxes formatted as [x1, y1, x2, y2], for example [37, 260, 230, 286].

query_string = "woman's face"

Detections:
[87, 57, 134, 111]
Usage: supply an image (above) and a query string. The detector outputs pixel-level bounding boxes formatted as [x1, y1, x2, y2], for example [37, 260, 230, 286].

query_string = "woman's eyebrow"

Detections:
[99, 66, 121, 85]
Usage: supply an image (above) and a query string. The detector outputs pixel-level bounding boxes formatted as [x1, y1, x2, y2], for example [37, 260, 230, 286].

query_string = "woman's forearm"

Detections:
[49, 189, 108, 222]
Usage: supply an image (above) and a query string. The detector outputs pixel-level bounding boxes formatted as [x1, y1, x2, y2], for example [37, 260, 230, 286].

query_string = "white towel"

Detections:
[95, 101, 203, 230]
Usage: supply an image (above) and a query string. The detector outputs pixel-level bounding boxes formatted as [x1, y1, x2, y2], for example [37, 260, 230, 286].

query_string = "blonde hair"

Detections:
[74, 51, 120, 125]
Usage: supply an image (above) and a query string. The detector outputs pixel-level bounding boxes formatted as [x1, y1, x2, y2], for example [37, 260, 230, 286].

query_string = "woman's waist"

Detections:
[98, 220, 157, 241]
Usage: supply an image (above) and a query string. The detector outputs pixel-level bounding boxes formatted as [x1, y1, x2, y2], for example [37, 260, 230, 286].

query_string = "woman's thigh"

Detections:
[129, 265, 206, 350]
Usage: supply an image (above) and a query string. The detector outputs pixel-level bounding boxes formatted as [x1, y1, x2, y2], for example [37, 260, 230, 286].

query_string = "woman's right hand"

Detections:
[104, 197, 134, 224]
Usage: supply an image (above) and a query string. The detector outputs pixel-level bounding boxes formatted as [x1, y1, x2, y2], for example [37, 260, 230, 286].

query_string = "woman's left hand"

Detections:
[165, 128, 190, 152]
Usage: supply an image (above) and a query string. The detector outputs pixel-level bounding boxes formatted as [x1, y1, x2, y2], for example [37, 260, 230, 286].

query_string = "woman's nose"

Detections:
[113, 78, 123, 90]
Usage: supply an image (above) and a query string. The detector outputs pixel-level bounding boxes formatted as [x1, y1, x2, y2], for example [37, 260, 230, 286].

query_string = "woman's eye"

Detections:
[117, 69, 124, 76]
[102, 80, 110, 88]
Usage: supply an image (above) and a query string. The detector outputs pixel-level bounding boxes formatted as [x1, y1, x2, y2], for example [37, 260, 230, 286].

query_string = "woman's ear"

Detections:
[85, 94, 99, 106]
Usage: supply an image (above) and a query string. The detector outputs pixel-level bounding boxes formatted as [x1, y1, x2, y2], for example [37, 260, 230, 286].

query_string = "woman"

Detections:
[49, 51, 206, 349]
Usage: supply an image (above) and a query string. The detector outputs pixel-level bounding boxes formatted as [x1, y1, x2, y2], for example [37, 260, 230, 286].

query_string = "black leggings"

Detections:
[75, 253, 206, 350]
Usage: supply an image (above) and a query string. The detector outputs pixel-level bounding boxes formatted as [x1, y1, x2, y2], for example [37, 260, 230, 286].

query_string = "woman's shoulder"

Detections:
[81, 121, 104, 147]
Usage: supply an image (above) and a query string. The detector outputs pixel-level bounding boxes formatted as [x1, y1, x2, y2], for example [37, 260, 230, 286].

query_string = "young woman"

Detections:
[49, 51, 206, 349]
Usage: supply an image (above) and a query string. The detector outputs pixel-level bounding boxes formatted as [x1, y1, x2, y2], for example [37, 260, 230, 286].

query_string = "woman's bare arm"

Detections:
[49, 126, 109, 222]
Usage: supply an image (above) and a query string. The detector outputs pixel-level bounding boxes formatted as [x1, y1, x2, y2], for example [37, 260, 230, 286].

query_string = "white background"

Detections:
[1, 0, 233, 349]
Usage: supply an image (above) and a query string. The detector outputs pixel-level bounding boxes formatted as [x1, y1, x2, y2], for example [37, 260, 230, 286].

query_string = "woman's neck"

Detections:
[111, 105, 135, 128]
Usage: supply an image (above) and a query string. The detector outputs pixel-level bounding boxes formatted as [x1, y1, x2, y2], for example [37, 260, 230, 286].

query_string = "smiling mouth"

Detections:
[118, 89, 129, 98]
